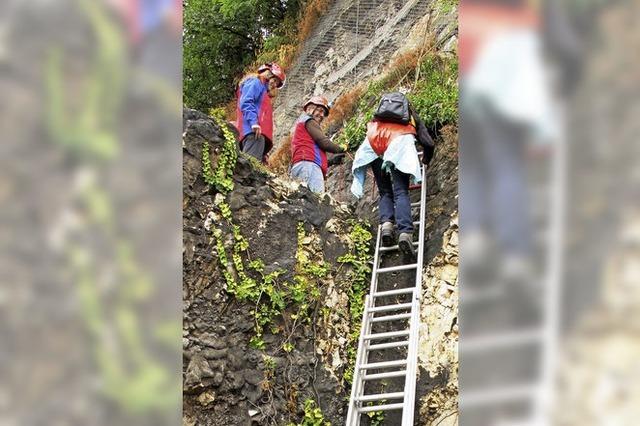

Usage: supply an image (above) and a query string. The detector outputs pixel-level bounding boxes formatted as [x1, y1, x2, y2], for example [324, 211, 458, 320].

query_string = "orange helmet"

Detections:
[258, 63, 286, 88]
[303, 96, 330, 116]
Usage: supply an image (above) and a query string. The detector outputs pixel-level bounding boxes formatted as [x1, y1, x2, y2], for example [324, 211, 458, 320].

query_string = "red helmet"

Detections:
[257, 63, 286, 88]
[303, 96, 330, 116]
[269, 63, 286, 88]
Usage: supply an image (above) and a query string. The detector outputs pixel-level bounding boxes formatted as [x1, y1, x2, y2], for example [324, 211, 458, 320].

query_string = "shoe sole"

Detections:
[381, 233, 394, 247]
[398, 239, 415, 257]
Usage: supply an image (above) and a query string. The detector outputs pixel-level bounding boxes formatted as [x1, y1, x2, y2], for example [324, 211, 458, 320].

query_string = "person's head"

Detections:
[303, 96, 330, 123]
[258, 63, 286, 93]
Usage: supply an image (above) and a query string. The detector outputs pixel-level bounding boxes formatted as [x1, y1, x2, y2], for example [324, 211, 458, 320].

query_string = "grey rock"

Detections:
[242, 369, 264, 386]
[202, 348, 228, 360]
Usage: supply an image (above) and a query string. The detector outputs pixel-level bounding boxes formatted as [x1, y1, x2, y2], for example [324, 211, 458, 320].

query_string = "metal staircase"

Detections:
[346, 162, 428, 426]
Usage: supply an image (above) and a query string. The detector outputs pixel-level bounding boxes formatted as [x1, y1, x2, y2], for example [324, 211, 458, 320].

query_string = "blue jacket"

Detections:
[235, 76, 272, 141]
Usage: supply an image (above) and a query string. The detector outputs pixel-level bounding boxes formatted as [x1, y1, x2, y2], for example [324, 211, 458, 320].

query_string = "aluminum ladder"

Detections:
[346, 162, 427, 426]
[459, 111, 566, 425]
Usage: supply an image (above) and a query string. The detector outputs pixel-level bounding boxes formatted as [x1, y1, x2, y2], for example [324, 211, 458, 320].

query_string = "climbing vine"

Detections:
[287, 399, 331, 426]
[337, 220, 373, 383]
[202, 115, 238, 194]
[211, 199, 329, 352]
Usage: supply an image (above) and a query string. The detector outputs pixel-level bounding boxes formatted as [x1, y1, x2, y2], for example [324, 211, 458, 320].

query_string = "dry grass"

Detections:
[297, 0, 332, 45]
[268, 133, 292, 174]
[325, 83, 367, 130]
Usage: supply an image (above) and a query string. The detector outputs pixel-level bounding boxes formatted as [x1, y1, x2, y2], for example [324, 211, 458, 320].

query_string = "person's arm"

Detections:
[305, 119, 344, 153]
[238, 78, 263, 132]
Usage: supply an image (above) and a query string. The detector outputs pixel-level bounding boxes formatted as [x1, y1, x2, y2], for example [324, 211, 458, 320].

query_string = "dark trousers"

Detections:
[240, 133, 266, 162]
[460, 108, 532, 256]
[371, 158, 413, 234]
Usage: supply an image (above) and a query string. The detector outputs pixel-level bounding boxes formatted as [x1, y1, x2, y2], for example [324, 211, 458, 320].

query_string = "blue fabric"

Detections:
[141, 0, 174, 33]
[291, 161, 325, 194]
[371, 158, 413, 233]
[238, 77, 268, 138]
[460, 105, 532, 256]
[351, 133, 421, 198]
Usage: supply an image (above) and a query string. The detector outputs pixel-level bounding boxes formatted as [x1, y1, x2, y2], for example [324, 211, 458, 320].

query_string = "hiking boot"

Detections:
[398, 232, 415, 258]
[381, 222, 394, 247]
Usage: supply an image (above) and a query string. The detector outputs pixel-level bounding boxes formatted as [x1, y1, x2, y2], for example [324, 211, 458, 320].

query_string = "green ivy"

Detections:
[287, 399, 331, 426]
[202, 116, 238, 194]
[212, 209, 328, 351]
[337, 220, 373, 383]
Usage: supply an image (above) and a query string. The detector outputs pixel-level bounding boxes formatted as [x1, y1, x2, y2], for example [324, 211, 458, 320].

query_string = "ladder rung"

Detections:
[371, 312, 412, 323]
[411, 202, 420, 207]
[460, 384, 538, 407]
[461, 329, 542, 352]
[392, 222, 421, 228]
[373, 287, 415, 297]
[363, 369, 407, 380]
[364, 330, 410, 340]
[377, 263, 418, 273]
[368, 340, 410, 350]
[360, 359, 407, 370]
[357, 403, 404, 413]
[408, 184, 421, 191]
[378, 241, 419, 253]
[368, 302, 413, 313]
[357, 391, 404, 402]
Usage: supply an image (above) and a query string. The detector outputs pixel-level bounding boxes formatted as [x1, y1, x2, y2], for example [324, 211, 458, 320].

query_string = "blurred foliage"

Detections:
[46, 0, 126, 161]
[45, 0, 180, 416]
[183, 0, 303, 111]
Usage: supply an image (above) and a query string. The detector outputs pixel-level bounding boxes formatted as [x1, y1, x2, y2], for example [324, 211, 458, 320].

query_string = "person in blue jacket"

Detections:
[235, 63, 286, 163]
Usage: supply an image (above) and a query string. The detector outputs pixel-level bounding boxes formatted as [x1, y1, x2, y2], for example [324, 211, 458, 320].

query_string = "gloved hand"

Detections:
[328, 153, 346, 166]
[421, 145, 434, 165]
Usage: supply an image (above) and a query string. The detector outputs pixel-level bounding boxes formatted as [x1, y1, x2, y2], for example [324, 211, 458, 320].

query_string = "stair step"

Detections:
[377, 263, 418, 273]
[461, 329, 543, 352]
[460, 384, 538, 407]
[363, 369, 408, 380]
[373, 287, 416, 297]
[368, 340, 410, 350]
[360, 359, 407, 370]
[368, 302, 413, 313]
[364, 330, 410, 340]
[357, 403, 404, 413]
[356, 391, 404, 402]
[370, 312, 412, 323]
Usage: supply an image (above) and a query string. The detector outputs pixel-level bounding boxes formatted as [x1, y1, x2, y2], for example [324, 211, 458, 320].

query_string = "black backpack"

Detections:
[374, 92, 411, 124]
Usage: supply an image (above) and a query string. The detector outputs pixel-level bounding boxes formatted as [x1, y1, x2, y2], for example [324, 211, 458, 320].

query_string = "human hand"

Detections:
[252, 124, 262, 138]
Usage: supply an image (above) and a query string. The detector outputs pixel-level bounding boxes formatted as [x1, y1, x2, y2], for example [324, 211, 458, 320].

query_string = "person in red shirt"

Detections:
[290, 96, 345, 193]
[235, 63, 286, 163]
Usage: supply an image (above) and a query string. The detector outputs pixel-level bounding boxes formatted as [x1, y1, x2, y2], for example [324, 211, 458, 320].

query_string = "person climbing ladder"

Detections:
[351, 92, 434, 258]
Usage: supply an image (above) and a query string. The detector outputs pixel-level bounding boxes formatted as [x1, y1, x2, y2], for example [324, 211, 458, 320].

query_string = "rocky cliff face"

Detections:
[183, 108, 371, 425]
[183, 107, 458, 425]
[272, 0, 457, 147]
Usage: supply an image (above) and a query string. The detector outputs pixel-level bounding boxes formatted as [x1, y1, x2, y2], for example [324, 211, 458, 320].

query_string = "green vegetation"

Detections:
[202, 115, 239, 194]
[334, 54, 458, 151]
[287, 399, 331, 426]
[183, 0, 304, 111]
[212, 205, 329, 351]
[336, 221, 373, 383]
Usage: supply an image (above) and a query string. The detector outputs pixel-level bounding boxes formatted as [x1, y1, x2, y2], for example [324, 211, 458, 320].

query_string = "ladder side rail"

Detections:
[402, 163, 428, 426]
[347, 223, 383, 425]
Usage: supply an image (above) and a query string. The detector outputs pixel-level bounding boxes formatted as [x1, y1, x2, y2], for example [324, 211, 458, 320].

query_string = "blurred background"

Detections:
[0, 0, 182, 425]
[459, 0, 640, 424]
[2, 0, 639, 424]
